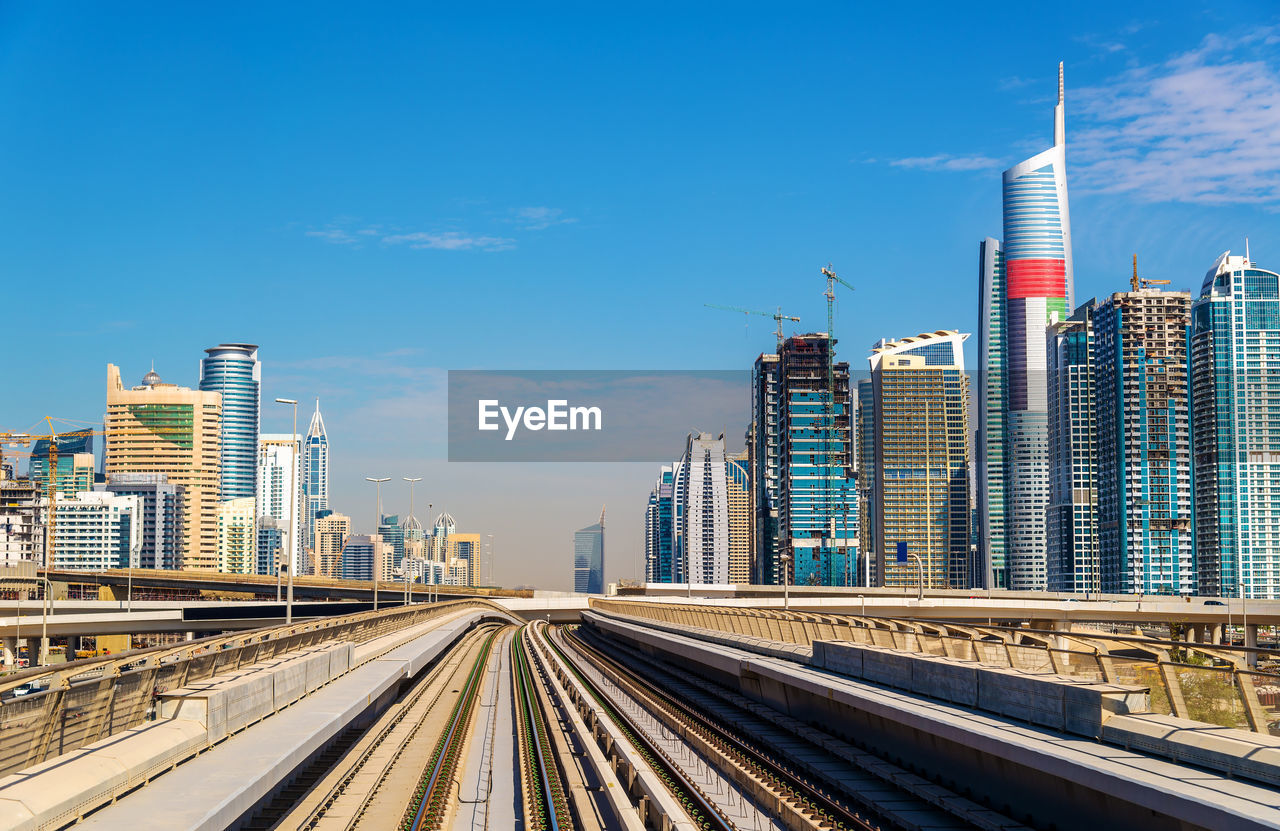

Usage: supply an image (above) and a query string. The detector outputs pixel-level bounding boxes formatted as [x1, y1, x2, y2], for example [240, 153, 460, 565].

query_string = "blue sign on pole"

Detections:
[896, 542, 908, 564]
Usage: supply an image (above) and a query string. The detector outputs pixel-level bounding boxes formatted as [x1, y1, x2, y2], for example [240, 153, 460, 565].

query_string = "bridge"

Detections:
[0, 592, 1276, 830]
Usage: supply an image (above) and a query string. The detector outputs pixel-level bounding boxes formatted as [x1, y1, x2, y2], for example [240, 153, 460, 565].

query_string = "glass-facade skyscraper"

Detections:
[199, 344, 261, 501]
[1047, 302, 1099, 594]
[1190, 251, 1280, 600]
[978, 64, 1073, 590]
[644, 466, 676, 583]
[573, 507, 605, 594]
[303, 400, 329, 559]
[777, 334, 856, 587]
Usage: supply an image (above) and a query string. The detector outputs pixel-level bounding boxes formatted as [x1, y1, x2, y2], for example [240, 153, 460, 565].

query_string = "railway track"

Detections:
[400, 628, 499, 831]
[266, 624, 502, 830]
[530, 622, 739, 831]
[570, 624, 1024, 831]
[558, 624, 877, 830]
[512, 625, 574, 830]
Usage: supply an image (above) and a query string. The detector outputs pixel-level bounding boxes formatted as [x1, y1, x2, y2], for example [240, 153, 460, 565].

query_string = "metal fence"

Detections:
[0, 599, 509, 778]
[592, 599, 1280, 735]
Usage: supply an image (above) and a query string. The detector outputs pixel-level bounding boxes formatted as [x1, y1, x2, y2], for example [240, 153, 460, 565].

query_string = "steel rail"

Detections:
[560, 625, 877, 831]
[403, 628, 498, 831]
[511, 625, 570, 830]
[532, 622, 736, 831]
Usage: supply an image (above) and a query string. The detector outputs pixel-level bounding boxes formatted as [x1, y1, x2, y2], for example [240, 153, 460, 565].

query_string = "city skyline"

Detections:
[3, 7, 1280, 589]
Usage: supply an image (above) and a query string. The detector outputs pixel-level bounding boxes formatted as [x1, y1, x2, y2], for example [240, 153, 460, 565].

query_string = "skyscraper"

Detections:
[256, 433, 302, 574]
[978, 64, 1073, 590]
[199, 344, 261, 500]
[749, 353, 781, 584]
[868, 331, 972, 589]
[856, 377, 877, 585]
[726, 453, 752, 584]
[104, 364, 222, 570]
[776, 334, 856, 587]
[675, 433, 731, 585]
[1046, 302, 1099, 593]
[96, 473, 184, 570]
[1093, 283, 1192, 595]
[643, 465, 675, 583]
[1191, 251, 1280, 599]
[573, 507, 605, 594]
[302, 400, 329, 556]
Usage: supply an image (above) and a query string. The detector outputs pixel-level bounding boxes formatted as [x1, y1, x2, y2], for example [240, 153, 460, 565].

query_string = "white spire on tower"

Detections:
[1054, 61, 1066, 147]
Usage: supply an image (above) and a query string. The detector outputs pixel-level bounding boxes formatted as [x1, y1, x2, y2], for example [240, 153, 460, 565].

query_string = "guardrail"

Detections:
[0, 598, 511, 778]
[591, 599, 1280, 736]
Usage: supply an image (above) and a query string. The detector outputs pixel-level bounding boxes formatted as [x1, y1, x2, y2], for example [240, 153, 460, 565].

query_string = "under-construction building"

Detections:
[1093, 285, 1193, 594]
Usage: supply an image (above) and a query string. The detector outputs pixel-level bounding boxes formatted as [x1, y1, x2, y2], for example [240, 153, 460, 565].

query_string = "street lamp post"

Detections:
[366, 477, 390, 611]
[780, 553, 792, 611]
[277, 398, 299, 625]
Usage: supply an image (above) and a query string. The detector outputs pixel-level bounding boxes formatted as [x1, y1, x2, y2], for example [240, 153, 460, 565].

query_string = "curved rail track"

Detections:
[556, 624, 882, 831]
[529, 622, 738, 831]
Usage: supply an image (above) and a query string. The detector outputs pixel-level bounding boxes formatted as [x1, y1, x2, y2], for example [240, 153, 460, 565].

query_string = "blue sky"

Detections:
[3, 3, 1278, 588]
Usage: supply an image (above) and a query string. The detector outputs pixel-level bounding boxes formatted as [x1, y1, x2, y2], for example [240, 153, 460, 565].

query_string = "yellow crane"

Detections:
[1131, 254, 1171, 291]
[704, 303, 801, 349]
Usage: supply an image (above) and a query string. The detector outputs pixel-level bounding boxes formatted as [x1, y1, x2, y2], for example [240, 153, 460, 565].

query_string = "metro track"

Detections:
[265, 624, 503, 831]
[512, 625, 574, 830]
[552, 623, 876, 831]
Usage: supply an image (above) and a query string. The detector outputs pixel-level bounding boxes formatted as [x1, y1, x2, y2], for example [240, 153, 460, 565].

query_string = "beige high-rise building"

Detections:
[315, 512, 351, 578]
[217, 497, 256, 574]
[104, 364, 222, 570]
[726, 453, 752, 583]
[868, 331, 972, 590]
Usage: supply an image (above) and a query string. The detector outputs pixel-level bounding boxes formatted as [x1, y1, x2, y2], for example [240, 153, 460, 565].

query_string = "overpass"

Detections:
[0, 596, 1276, 830]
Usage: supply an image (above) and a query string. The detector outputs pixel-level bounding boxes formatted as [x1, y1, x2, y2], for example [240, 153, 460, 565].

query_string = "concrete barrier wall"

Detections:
[1103, 713, 1280, 788]
[0, 719, 208, 831]
[812, 640, 1146, 738]
[158, 643, 355, 744]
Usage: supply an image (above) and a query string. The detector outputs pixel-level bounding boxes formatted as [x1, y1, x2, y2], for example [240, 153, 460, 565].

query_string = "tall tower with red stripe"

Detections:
[977, 64, 1073, 590]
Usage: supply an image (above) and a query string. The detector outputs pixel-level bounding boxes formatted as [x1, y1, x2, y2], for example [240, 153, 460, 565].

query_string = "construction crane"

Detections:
[1130, 254, 1170, 292]
[704, 303, 801, 349]
[819, 264, 855, 584]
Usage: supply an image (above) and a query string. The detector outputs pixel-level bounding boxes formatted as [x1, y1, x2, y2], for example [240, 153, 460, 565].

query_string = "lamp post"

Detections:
[780, 553, 792, 611]
[366, 477, 390, 610]
[403, 477, 422, 606]
[276, 398, 299, 625]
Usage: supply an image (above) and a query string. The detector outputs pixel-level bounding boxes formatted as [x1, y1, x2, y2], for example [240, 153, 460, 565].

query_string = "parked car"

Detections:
[1204, 600, 1227, 606]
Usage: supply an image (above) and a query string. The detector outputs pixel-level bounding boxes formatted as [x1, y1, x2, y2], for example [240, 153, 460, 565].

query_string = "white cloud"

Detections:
[888, 154, 1002, 172]
[515, 206, 577, 230]
[306, 228, 357, 244]
[1072, 29, 1280, 205]
[380, 231, 515, 251]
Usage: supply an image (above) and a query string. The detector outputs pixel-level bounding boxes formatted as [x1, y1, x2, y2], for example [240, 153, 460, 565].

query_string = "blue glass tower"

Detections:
[1191, 251, 1280, 599]
[199, 344, 261, 500]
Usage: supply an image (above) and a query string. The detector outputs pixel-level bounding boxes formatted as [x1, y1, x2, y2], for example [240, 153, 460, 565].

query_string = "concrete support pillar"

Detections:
[1246, 624, 1259, 668]
[1211, 623, 1223, 644]
[39, 637, 50, 666]
[67, 635, 82, 657]
[1185, 626, 1198, 643]
[0, 636, 15, 667]
[184, 631, 195, 642]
